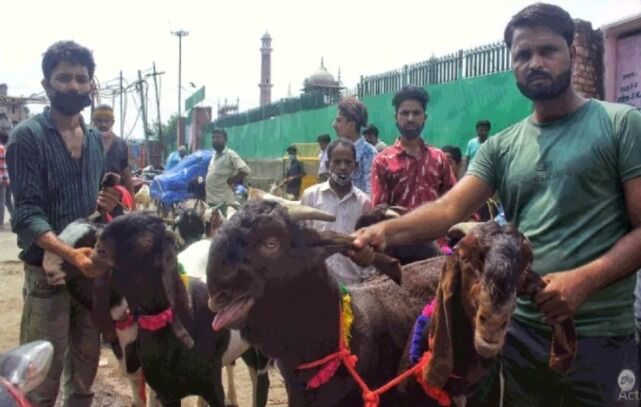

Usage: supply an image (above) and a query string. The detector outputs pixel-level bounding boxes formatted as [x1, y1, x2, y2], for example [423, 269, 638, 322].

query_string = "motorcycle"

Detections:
[0, 341, 54, 407]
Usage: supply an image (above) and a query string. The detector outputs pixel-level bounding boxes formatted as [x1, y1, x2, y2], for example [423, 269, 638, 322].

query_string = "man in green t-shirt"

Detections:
[352, 4, 641, 406]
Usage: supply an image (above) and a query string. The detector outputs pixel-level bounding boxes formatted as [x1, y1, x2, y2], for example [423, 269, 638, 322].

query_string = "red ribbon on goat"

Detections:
[296, 297, 452, 407]
[115, 313, 135, 331]
[137, 308, 174, 331]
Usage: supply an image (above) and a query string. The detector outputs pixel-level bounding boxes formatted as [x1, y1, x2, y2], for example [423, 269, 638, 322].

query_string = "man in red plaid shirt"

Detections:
[371, 86, 456, 210]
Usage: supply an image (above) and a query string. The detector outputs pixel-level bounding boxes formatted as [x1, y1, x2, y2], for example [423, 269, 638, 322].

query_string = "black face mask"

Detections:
[49, 90, 92, 116]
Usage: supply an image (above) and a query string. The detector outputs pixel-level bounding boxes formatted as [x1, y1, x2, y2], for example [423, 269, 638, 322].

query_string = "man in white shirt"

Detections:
[205, 128, 251, 215]
[316, 133, 331, 182]
[301, 139, 374, 284]
[302, 139, 371, 233]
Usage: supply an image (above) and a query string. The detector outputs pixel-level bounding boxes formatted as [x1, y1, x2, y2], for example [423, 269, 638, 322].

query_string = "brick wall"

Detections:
[572, 19, 604, 99]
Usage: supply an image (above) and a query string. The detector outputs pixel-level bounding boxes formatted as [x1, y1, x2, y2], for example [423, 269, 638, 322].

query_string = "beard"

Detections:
[516, 68, 572, 101]
[396, 122, 425, 139]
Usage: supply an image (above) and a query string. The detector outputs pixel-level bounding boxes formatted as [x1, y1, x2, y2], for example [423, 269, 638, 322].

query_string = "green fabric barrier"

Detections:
[222, 71, 532, 158]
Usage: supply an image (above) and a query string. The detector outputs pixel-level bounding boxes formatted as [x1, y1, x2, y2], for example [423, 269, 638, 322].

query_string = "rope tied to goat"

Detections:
[296, 289, 452, 407]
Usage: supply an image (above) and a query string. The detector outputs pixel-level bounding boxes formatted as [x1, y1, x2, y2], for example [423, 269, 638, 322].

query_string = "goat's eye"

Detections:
[479, 315, 488, 324]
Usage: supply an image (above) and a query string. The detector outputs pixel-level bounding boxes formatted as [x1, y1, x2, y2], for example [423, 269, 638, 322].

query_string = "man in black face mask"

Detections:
[370, 85, 456, 211]
[6, 40, 120, 407]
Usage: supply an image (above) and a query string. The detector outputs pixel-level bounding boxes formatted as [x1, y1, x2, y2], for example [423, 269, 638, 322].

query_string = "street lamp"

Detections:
[171, 29, 189, 145]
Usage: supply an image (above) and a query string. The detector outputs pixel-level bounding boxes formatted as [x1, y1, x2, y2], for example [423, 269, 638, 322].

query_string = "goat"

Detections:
[88, 212, 267, 406]
[42, 220, 149, 407]
[399, 222, 577, 406]
[206, 200, 445, 406]
[135, 184, 151, 210]
[354, 205, 441, 265]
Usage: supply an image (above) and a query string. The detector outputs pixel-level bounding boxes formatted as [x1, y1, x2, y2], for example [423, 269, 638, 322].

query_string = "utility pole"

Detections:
[119, 71, 124, 137]
[171, 29, 189, 146]
[136, 70, 150, 166]
[147, 62, 166, 160]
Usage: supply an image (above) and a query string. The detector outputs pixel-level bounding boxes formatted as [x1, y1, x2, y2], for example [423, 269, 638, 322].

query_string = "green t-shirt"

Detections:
[468, 100, 641, 337]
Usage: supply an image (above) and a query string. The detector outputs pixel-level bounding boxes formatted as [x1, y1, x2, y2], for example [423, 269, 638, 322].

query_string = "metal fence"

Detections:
[359, 41, 511, 97]
[214, 40, 511, 127]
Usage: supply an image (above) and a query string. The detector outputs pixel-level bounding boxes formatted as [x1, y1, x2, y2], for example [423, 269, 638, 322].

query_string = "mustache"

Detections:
[526, 70, 553, 82]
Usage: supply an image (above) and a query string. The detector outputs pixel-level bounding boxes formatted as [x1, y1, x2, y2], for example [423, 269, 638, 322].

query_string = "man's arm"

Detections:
[536, 176, 641, 324]
[370, 156, 387, 206]
[121, 166, 134, 198]
[228, 153, 251, 186]
[353, 175, 494, 249]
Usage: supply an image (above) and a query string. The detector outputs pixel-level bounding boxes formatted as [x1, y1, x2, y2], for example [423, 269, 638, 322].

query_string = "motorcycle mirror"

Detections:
[0, 341, 54, 393]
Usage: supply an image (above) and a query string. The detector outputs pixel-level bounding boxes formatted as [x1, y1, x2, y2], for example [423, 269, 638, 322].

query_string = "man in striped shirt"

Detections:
[7, 41, 119, 407]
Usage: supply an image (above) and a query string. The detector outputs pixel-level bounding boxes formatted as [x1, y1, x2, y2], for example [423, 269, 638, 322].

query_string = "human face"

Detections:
[395, 100, 426, 139]
[332, 112, 355, 138]
[212, 133, 226, 151]
[476, 125, 490, 141]
[364, 133, 377, 146]
[42, 61, 91, 100]
[510, 26, 573, 101]
[93, 117, 114, 133]
[318, 141, 328, 151]
[328, 145, 356, 186]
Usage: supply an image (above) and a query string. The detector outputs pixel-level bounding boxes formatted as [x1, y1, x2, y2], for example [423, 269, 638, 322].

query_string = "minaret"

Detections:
[259, 32, 273, 106]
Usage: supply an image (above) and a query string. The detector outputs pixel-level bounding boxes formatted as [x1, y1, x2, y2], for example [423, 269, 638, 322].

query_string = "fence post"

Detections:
[457, 50, 463, 80]
[402, 65, 409, 86]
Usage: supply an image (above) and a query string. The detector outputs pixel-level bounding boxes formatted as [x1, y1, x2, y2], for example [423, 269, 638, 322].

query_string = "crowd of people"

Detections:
[2, 2, 641, 406]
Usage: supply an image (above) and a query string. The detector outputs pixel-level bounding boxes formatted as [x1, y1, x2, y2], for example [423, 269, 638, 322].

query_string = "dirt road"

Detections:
[0, 260, 288, 406]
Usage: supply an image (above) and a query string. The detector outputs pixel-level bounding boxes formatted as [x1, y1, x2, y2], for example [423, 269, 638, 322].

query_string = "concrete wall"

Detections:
[602, 14, 641, 105]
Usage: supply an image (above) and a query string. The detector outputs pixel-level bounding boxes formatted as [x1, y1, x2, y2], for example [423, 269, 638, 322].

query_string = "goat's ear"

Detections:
[423, 254, 460, 388]
[159, 240, 195, 349]
[91, 271, 118, 343]
[517, 268, 577, 374]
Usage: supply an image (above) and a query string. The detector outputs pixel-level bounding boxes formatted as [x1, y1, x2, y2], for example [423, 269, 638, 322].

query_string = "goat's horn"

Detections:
[384, 209, 401, 218]
[287, 203, 336, 222]
[248, 187, 298, 205]
[447, 222, 479, 237]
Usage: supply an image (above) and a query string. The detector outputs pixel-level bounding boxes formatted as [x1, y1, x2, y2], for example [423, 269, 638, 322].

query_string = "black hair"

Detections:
[42, 41, 96, 81]
[212, 128, 228, 140]
[337, 97, 368, 131]
[504, 3, 575, 49]
[392, 85, 430, 113]
[0, 133, 8, 144]
[441, 145, 462, 164]
[317, 133, 331, 144]
[326, 139, 356, 161]
[362, 125, 379, 137]
[476, 120, 491, 130]
[286, 145, 297, 154]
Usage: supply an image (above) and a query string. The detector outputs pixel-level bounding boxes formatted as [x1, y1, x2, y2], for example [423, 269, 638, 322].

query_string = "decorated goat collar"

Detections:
[115, 261, 188, 332]
[297, 292, 452, 407]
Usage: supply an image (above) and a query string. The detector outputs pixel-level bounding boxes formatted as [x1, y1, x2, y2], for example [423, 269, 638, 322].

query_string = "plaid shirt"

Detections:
[371, 139, 456, 210]
[0, 144, 8, 186]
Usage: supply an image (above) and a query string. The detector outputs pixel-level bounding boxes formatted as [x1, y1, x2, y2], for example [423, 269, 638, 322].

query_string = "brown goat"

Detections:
[404, 222, 576, 405]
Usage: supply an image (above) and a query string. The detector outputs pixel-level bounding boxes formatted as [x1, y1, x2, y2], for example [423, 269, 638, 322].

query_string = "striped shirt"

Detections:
[7, 109, 104, 264]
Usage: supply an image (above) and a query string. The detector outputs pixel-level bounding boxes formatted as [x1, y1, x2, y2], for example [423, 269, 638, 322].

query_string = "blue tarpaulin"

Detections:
[150, 149, 213, 206]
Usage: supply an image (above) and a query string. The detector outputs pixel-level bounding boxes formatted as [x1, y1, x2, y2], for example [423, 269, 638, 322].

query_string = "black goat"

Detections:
[207, 200, 444, 406]
[89, 213, 232, 406]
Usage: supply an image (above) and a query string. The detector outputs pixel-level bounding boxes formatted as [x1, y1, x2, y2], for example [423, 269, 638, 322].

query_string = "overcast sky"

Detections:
[2, 0, 639, 139]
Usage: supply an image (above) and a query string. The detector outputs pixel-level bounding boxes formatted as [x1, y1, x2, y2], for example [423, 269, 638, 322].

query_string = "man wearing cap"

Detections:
[92, 104, 134, 197]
